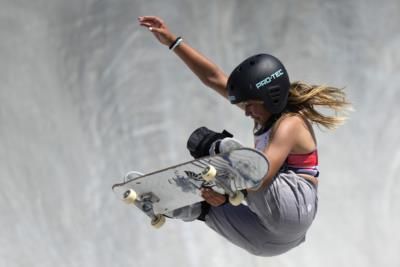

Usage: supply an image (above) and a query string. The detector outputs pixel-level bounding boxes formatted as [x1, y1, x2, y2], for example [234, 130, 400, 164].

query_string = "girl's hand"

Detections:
[138, 16, 176, 47]
[201, 188, 227, 207]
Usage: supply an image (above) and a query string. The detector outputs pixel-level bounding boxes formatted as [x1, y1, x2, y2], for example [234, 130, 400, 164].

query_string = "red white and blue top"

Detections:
[254, 128, 319, 177]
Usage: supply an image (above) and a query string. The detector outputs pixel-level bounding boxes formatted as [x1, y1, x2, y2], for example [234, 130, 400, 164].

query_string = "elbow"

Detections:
[200, 70, 228, 91]
[201, 77, 217, 88]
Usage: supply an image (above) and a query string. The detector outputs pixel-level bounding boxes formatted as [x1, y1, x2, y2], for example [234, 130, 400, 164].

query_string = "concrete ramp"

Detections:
[1, 1, 399, 266]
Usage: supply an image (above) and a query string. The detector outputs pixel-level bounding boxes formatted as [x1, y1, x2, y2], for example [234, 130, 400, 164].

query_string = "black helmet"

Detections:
[227, 54, 290, 114]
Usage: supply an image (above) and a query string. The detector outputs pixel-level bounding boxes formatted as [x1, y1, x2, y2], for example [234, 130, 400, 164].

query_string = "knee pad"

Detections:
[186, 126, 233, 159]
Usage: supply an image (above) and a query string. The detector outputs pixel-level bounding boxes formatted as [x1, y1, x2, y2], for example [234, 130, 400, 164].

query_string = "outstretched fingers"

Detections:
[138, 16, 164, 27]
[138, 16, 165, 33]
[137, 16, 175, 46]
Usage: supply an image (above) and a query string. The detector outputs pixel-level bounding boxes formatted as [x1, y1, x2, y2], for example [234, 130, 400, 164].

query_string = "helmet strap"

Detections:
[253, 113, 282, 136]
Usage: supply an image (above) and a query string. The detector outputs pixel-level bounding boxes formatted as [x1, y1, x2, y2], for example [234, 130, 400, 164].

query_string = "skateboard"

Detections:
[112, 148, 269, 228]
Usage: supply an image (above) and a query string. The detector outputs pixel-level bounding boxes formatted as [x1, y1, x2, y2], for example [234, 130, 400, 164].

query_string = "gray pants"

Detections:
[171, 171, 318, 256]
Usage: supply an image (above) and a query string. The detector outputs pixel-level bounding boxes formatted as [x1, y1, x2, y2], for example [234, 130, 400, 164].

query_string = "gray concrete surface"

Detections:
[1, 0, 399, 266]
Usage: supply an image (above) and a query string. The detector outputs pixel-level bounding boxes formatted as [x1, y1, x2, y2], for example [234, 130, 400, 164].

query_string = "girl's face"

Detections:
[239, 100, 271, 125]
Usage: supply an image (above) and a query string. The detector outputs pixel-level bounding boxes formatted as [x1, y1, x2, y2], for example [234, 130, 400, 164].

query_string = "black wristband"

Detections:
[169, 36, 182, 50]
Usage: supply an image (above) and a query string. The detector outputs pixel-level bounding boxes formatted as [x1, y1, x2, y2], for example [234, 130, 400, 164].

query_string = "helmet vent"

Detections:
[269, 86, 281, 104]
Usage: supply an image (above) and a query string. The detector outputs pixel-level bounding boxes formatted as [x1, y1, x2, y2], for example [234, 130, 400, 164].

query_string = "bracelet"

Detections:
[169, 36, 183, 50]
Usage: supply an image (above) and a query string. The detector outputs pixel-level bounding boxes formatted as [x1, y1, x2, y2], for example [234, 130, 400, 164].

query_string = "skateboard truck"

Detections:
[201, 165, 245, 206]
[123, 190, 166, 229]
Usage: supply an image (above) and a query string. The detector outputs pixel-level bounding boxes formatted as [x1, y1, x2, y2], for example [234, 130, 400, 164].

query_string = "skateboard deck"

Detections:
[112, 148, 269, 228]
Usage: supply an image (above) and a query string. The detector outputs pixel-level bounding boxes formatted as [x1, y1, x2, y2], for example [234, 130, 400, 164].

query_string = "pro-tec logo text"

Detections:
[255, 69, 284, 89]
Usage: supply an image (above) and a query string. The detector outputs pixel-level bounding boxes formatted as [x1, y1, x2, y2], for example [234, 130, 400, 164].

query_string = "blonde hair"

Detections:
[279, 81, 352, 130]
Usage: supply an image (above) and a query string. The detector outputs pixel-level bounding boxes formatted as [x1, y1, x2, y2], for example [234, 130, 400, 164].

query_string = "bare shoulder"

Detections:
[274, 114, 317, 151]
[274, 114, 306, 134]
[268, 115, 301, 147]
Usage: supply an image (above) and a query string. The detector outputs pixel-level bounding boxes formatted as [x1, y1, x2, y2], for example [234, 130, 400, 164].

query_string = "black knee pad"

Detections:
[186, 127, 233, 159]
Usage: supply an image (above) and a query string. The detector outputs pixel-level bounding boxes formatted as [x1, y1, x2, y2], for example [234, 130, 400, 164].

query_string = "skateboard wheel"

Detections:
[229, 191, 244, 206]
[201, 165, 217, 182]
[151, 214, 166, 229]
[123, 189, 137, 204]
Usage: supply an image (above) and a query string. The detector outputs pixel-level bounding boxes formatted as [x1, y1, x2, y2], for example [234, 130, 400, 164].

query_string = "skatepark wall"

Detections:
[1, 0, 399, 266]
